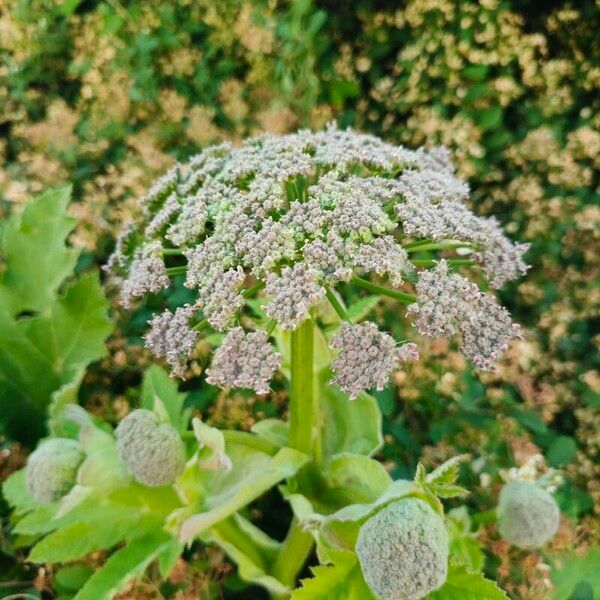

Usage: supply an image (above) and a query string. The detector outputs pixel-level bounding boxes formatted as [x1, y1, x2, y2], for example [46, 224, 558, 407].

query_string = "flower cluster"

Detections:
[144, 304, 199, 378]
[109, 125, 526, 392]
[497, 480, 560, 549]
[331, 322, 418, 399]
[206, 327, 281, 395]
[408, 260, 522, 371]
[120, 241, 170, 308]
[395, 168, 530, 289]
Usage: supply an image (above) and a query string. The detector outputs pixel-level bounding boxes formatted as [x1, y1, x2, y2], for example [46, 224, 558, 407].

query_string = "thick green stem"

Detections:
[352, 276, 417, 304]
[242, 280, 266, 298]
[194, 318, 209, 332]
[289, 319, 315, 456]
[212, 518, 267, 570]
[270, 519, 314, 593]
[269, 322, 317, 596]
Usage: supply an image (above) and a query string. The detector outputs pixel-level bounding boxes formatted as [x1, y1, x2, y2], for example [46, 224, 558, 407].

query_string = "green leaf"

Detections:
[250, 419, 289, 448]
[476, 106, 503, 132]
[426, 456, 465, 486]
[0, 273, 111, 444]
[1, 469, 41, 514]
[21, 273, 112, 384]
[546, 435, 578, 467]
[0, 189, 112, 444]
[346, 296, 380, 323]
[157, 538, 183, 579]
[293, 550, 375, 599]
[320, 372, 382, 457]
[28, 508, 159, 563]
[75, 419, 131, 491]
[446, 507, 485, 572]
[179, 446, 308, 541]
[73, 531, 172, 600]
[141, 365, 190, 432]
[321, 453, 391, 507]
[429, 563, 508, 599]
[550, 548, 600, 600]
[13, 504, 58, 535]
[48, 369, 85, 436]
[207, 514, 287, 596]
[55, 565, 94, 592]
[192, 417, 231, 471]
[0, 186, 77, 315]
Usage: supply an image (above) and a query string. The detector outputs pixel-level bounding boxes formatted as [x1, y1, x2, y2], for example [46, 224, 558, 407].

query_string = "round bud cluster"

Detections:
[108, 124, 526, 389]
[115, 409, 186, 487]
[26, 438, 84, 504]
[497, 480, 560, 549]
[356, 498, 449, 600]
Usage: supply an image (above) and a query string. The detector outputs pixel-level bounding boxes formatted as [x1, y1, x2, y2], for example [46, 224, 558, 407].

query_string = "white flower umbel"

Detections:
[109, 124, 527, 379]
[265, 263, 326, 330]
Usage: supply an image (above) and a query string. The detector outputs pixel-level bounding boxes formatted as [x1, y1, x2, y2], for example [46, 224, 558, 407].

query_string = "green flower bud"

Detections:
[497, 480, 560, 549]
[116, 409, 185, 487]
[26, 438, 84, 504]
[356, 498, 449, 600]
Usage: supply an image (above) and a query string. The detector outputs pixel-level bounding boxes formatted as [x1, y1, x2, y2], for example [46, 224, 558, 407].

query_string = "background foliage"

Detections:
[0, 0, 598, 597]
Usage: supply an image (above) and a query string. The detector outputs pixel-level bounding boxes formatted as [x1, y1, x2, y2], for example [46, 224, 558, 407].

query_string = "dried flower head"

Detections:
[206, 327, 281, 395]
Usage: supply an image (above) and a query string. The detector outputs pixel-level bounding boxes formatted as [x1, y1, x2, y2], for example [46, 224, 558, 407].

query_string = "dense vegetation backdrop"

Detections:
[0, 0, 598, 597]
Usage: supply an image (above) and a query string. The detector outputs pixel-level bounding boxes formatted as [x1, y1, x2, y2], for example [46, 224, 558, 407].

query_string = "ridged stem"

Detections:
[270, 519, 314, 595]
[289, 319, 315, 456]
